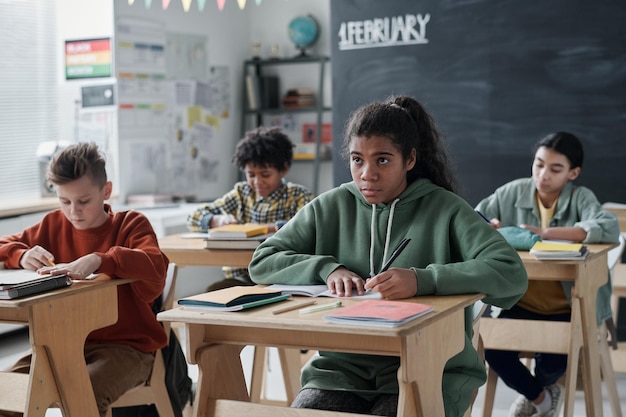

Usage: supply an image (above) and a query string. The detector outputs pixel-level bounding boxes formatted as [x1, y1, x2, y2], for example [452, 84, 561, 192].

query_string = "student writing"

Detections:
[187, 126, 314, 291]
[0, 142, 169, 417]
[475, 131, 620, 417]
[249, 95, 528, 417]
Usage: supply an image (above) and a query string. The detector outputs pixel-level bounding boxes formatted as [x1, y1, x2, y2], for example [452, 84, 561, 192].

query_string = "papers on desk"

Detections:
[0, 269, 72, 299]
[323, 299, 433, 328]
[529, 241, 588, 260]
[267, 284, 382, 299]
[177, 286, 289, 311]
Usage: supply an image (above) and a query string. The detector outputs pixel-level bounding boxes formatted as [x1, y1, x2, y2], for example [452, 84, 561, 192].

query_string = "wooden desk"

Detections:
[158, 293, 482, 417]
[481, 244, 617, 417]
[0, 277, 127, 417]
[158, 233, 253, 268]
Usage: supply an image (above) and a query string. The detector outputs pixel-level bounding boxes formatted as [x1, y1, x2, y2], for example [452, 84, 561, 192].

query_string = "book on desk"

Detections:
[323, 299, 433, 328]
[204, 232, 274, 250]
[207, 224, 269, 239]
[0, 269, 72, 299]
[529, 241, 588, 260]
[177, 285, 289, 311]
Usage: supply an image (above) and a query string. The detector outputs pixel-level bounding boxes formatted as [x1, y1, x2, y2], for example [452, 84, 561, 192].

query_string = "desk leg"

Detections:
[28, 285, 119, 417]
[562, 296, 583, 417]
[399, 309, 465, 417]
[194, 344, 249, 417]
[576, 259, 608, 417]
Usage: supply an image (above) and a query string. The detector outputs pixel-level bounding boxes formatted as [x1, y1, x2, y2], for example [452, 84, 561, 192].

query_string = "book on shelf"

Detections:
[204, 232, 274, 250]
[267, 284, 381, 299]
[246, 75, 279, 110]
[207, 224, 269, 239]
[0, 270, 72, 300]
[323, 299, 433, 328]
[282, 88, 316, 108]
[177, 286, 289, 311]
[529, 241, 588, 260]
[302, 123, 332, 143]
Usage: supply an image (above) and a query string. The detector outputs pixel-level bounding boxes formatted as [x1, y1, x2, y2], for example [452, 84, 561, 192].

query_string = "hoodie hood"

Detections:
[340, 178, 442, 277]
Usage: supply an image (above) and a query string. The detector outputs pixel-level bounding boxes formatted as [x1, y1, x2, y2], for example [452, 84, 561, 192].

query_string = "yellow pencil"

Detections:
[47, 258, 55, 267]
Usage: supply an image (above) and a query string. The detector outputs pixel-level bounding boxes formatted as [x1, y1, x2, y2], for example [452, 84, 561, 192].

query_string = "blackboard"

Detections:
[330, 0, 626, 206]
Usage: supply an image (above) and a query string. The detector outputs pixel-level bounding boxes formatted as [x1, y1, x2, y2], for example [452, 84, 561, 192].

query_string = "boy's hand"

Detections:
[364, 268, 418, 300]
[211, 214, 238, 227]
[20, 245, 55, 271]
[326, 267, 366, 297]
[39, 253, 102, 280]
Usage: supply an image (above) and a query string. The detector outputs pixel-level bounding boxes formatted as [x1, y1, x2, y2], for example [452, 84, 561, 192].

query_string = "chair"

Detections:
[105, 263, 179, 417]
[610, 234, 626, 374]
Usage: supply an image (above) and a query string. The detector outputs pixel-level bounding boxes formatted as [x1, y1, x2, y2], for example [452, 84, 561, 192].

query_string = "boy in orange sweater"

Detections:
[0, 142, 169, 417]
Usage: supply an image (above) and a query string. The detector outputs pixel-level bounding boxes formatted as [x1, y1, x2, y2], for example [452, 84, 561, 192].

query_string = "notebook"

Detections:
[267, 284, 382, 299]
[204, 232, 274, 250]
[207, 224, 269, 239]
[177, 285, 289, 311]
[323, 299, 433, 328]
[0, 271, 72, 300]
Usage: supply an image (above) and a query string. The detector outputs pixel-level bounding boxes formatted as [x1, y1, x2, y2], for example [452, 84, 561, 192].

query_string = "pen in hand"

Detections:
[475, 210, 491, 224]
[378, 238, 411, 274]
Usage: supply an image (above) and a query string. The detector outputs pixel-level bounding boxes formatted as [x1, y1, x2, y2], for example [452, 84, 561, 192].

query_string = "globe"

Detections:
[288, 15, 319, 57]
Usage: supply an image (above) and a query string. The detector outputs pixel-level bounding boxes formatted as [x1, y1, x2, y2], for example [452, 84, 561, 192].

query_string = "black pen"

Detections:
[378, 237, 411, 274]
[475, 210, 491, 224]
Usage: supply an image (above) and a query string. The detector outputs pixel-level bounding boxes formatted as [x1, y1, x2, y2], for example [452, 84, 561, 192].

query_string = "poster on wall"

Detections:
[65, 38, 112, 80]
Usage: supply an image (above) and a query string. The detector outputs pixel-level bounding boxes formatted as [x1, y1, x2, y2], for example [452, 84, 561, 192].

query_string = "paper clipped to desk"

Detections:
[267, 284, 382, 299]
[207, 224, 269, 239]
[177, 285, 289, 311]
[529, 241, 588, 260]
[323, 299, 433, 327]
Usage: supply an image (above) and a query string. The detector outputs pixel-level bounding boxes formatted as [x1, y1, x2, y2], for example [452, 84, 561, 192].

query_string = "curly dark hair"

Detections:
[233, 126, 294, 172]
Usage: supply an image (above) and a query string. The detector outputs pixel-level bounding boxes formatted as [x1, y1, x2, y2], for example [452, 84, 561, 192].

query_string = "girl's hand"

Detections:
[326, 267, 366, 297]
[364, 268, 418, 300]
[20, 245, 55, 271]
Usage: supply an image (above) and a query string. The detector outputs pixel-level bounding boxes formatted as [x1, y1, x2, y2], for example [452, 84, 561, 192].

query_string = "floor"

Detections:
[1, 326, 625, 417]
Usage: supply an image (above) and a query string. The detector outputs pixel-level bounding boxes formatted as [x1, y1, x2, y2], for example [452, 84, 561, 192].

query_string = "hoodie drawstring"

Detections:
[369, 198, 400, 277]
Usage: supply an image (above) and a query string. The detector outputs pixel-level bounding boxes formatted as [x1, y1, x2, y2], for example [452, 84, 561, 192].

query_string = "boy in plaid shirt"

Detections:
[187, 126, 314, 290]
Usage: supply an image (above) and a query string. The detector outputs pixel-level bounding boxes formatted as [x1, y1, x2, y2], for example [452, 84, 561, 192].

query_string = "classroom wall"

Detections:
[55, 0, 333, 202]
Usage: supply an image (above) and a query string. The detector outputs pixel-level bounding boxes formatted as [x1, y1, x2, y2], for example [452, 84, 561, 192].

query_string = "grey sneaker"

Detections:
[531, 384, 564, 417]
[509, 394, 536, 417]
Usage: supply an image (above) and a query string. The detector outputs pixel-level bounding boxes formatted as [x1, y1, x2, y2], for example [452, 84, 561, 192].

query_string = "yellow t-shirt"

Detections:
[517, 192, 571, 314]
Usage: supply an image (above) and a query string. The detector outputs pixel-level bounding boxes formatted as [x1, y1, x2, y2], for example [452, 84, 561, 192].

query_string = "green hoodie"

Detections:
[250, 179, 528, 417]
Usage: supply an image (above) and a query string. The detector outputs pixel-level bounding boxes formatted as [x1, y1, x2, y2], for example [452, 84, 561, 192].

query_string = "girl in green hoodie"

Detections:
[249, 95, 528, 417]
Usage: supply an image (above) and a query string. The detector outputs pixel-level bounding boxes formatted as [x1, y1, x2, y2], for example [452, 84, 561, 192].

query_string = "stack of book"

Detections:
[323, 299, 433, 328]
[282, 88, 316, 109]
[205, 224, 273, 250]
[529, 241, 588, 260]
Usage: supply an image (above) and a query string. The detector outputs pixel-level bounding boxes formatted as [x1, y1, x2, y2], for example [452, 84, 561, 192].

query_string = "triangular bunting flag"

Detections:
[216, 0, 225, 11]
[162, 0, 171, 9]
[128, 0, 135, 4]
[145, 0, 152, 7]
[198, 0, 207, 11]
[255, 0, 262, 4]
[181, 0, 192, 11]
[237, 0, 246, 9]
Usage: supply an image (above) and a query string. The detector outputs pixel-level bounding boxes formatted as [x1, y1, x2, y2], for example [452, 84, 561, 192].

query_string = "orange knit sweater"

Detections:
[0, 205, 168, 353]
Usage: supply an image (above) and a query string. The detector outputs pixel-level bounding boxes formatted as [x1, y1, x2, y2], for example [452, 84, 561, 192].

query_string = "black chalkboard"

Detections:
[330, 0, 626, 206]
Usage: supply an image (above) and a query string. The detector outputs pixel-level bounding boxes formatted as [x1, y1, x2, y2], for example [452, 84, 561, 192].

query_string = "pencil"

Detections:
[272, 300, 316, 315]
[299, 301, 342, 314]
[47, 258, 55, 267]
